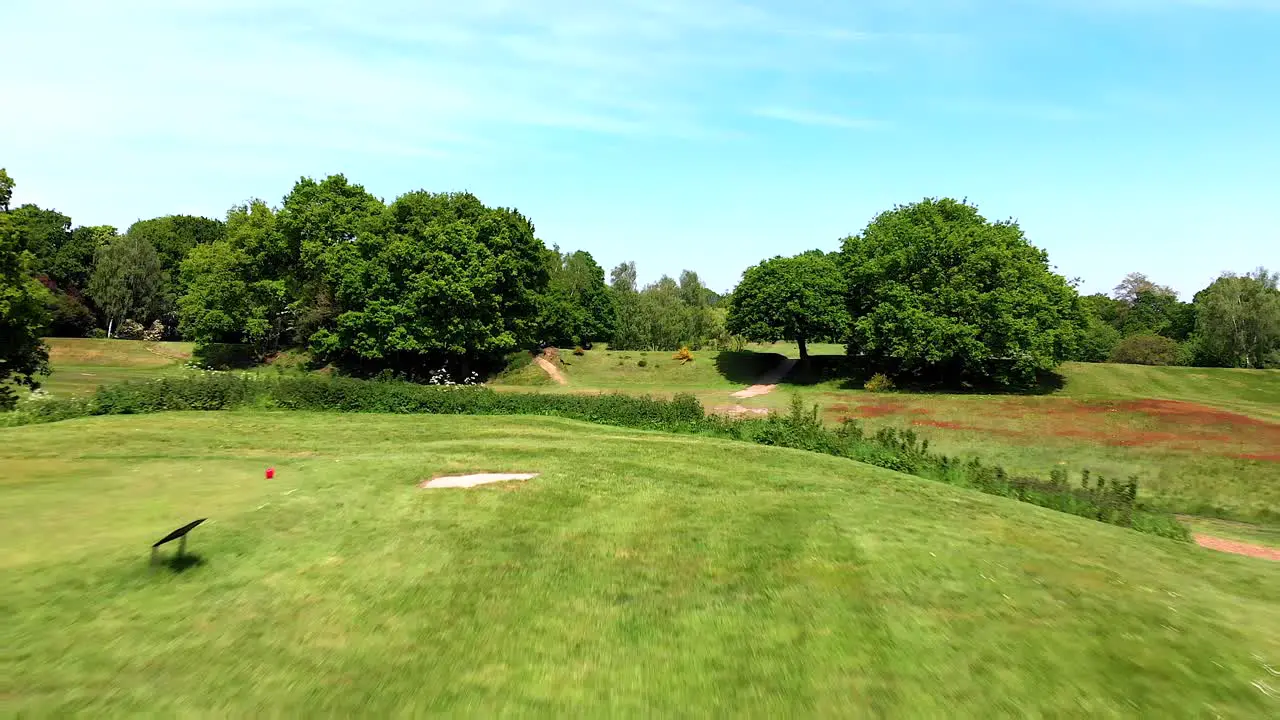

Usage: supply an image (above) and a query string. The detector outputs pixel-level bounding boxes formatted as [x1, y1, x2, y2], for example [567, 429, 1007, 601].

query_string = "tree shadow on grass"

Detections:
[891, 371, 1067, 396]
[770, 353, 1068, 396]
[713, 351, 790, 384]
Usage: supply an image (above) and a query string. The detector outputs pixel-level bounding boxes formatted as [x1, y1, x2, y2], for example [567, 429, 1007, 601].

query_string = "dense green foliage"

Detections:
[726, 251, 848, 359]
[0, 182, 51, 409]
[1078, 269, 1280, 369]
[4, 373, 1187, 540]
[1193, 268, 1280, 368]
[608, 263, 724, 351]
[841, 199, 1081, 388]
[125, 214, 226, 325]
[178, 202, 289, 358]
[88, 233, 163, 337]
[1108, 332, 1181, 366]
[314, 190, 548, 376]
[536, 248, 615, 347]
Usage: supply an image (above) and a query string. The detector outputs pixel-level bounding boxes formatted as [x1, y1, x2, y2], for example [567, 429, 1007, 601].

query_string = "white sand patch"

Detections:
[419, 473, 540, 489]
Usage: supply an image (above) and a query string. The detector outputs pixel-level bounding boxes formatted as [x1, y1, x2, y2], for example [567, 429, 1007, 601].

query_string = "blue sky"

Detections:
[2, 0, 1277, 297]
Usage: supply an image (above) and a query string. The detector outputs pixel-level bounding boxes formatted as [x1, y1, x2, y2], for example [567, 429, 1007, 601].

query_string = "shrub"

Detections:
[88, 328, 107, 339]
[46, 291, 97, 337]
[143, 320, 166, 342]
[637, 359, 648, 367]
[115, 319, 145, 340]
[1109, 333, 1180, 366]
[729, 335, 748, 353]
[864, 373, 895, 392]
[672, 346, 694, 364]
[573, 346, 585, 356]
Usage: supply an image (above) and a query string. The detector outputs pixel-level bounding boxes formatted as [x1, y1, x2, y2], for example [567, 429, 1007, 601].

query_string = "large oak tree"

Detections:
[841, 198, 1080, 388]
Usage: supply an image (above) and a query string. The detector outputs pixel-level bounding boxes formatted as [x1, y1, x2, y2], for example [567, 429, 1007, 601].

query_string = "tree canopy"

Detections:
[88, 233, 163, 336]
[537, 248, 615, 347]
[606, 263, 724, 351]
[308, 190, 547, 376]
[178, 201, 290, 357]
[0, 174, 50, 408]
[1193, 268, 1280, 368]
[841, 198, 1080, 388]
[726, 251, 848, 359]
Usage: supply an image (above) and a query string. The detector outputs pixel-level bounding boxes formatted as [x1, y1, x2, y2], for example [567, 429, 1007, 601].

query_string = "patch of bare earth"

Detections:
[1194, 535, 1280, 561]
[731, 358, 798, 399]
[712, 405, 771, 417]
[533, 349, 568, 386]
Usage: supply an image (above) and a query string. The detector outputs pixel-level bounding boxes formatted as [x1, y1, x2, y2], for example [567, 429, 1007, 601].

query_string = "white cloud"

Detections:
[752, 107, 886, 130]
[0, 0, 951, 164]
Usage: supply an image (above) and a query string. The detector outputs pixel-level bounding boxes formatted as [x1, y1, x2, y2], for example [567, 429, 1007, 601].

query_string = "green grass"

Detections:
[490, 345, 1280, 524]
[33, 337, 196, 398]
[494, 346, 785, 391]
[28, 339, 1280, 522]
[3, 412, 1279, 715]
[1180, 516, 1280, 550]
[1058, 362, 1280, 422]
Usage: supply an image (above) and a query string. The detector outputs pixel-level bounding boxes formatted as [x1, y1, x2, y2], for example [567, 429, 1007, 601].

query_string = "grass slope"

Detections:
[1058, 362, 1280, 422]
[3, 413, 1278, 716]
[35, 337, 195, 398]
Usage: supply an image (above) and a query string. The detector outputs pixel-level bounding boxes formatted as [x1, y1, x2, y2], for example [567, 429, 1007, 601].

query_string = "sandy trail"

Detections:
[1194, 535, 1280, 561]
[731, 358, 798, 399]
[534, 356, 569, 385]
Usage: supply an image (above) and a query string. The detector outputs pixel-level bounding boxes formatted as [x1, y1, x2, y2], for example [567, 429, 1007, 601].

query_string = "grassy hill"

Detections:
[3, 412, 1278, 715]
[34, 338, 195, 397]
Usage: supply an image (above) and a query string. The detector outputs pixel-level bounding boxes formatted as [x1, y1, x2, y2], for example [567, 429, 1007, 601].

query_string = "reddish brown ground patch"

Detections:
[836, 396, 1280, 456]
[1111, 399, 1270, 428]
[850, 401, 930, 418]
[1194, 535, 1280, 561]
[913, 419, 978, 432]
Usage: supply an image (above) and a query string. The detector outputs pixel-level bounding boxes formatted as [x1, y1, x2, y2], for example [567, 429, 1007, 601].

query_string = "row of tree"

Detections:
[3, 166, 1278, 406]
[1077, 270, 1280, 369]
[725, 199, 1280, 385]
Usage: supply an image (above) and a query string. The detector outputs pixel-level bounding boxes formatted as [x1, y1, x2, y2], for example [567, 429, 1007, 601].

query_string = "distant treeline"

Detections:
[2, 168, 1277, 406]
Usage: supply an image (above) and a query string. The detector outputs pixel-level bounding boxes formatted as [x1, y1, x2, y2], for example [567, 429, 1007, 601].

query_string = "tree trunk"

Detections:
[797, 336, 808, 360]
[107, 318, 114, 339]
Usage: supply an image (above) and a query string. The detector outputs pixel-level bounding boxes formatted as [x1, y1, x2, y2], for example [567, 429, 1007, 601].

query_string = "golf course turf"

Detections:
[3, 412, 1278, 715]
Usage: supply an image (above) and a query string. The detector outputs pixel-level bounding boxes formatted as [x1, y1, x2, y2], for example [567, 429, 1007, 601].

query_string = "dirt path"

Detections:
[731, 358, 798, 399]
[534, 356, 568, 386]
[1194, 535, 1280, 561]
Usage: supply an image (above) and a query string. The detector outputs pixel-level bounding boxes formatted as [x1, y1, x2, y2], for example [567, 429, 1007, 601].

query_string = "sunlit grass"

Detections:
[3, 412, 1278, 715]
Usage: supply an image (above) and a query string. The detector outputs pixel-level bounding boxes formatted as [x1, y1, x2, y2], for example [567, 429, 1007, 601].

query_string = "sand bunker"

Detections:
[419, 473, 540, 489]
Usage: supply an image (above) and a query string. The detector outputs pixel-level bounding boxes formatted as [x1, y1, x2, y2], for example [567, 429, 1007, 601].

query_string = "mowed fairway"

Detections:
[3, 413, 1279, 716]
[36, 338, 195, 397]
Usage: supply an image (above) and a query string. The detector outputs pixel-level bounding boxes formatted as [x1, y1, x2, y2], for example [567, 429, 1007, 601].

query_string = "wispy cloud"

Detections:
[752, 107, 886, 130]
[0, 0, 956, 164]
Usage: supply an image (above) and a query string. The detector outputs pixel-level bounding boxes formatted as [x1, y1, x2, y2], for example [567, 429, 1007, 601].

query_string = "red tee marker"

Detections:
[265, 467, 275, 480]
